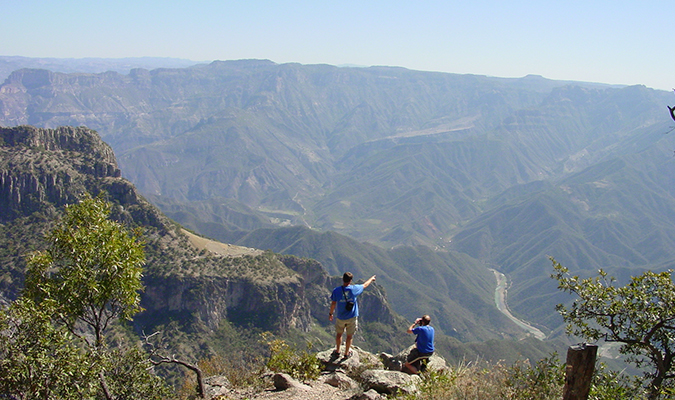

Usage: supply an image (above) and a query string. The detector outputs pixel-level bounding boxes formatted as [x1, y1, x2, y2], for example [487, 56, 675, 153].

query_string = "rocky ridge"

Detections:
[205, 345, 448, 400]
[0, 125, 120, 222]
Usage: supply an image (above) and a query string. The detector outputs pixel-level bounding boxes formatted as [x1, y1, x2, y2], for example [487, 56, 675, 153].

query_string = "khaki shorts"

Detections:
[335, 316, 358, 336]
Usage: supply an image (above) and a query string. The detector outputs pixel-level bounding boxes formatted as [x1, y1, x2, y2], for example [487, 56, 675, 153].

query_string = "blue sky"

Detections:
[2, 0, 673, 90]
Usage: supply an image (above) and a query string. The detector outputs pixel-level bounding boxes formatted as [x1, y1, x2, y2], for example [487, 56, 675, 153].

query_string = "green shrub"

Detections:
[504, 353, 564, 399]
[260, 332, 321, 382]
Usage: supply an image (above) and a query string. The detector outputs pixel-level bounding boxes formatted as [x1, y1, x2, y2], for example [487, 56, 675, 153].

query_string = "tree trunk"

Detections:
[99, 371, 114, 400]
[562, 344, 597, 400]
[648, 374, 665, 400]
[174, 360, 205, 398]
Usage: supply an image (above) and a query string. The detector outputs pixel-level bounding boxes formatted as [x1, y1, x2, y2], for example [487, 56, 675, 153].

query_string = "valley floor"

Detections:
[491, 269, 546, 340]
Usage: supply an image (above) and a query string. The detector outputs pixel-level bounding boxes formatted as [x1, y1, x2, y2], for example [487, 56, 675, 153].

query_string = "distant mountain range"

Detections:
[1, 57, 674, 341]
[0, 55, 205, 82]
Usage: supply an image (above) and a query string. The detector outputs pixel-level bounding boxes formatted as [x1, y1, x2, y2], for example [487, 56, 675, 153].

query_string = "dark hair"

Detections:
[343, 272, 353, 284]
[421, 315, 431, 326]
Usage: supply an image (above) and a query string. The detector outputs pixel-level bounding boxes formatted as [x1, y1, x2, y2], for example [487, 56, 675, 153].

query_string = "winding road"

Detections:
[490, 269, 546, 340]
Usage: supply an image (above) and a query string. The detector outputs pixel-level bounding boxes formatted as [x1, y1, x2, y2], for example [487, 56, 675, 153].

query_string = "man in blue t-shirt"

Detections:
[329, 272, 376, 358]
[404, 314, 435, 373]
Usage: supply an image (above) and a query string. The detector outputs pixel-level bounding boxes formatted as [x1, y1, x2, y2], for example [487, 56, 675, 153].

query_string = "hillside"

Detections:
[0, 61, 616, 247]
[2, 62, 668, 249]
[2, 60, 674, 339]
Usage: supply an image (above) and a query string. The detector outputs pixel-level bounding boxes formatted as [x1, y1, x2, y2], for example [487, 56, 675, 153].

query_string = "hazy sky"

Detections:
[2, 0, 673, 90]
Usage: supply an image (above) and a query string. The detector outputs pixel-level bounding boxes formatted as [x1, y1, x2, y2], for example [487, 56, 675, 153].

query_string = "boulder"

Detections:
[349, 389, 386, 400]
[203, 375, 231, 398]
[321, 371, 360, 390]
[357, 347, 384, 368]
[316, 346, 366, 371]
[272, 373, 312, 391]
[360, 369, 421, 395]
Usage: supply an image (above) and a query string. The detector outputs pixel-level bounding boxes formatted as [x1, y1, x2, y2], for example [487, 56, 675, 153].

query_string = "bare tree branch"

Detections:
[142, 331, 205, 398]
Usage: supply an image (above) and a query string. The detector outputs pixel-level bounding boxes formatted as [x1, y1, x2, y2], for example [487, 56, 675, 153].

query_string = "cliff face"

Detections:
[0, 125, 120, 222]
[1, 125, 118, 160]
[140, 273, 311, 332]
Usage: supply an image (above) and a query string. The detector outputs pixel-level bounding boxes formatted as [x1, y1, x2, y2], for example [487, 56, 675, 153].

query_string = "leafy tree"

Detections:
[0, 297, 99, 399]
[23, 193, 145, 348]
[4, 193, 172, 399]
[552, 257, 675, 399]
[589, 362, 646, 400]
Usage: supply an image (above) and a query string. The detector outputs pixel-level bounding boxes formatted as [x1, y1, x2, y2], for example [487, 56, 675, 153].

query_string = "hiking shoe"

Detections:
[331, 350, 340, 358]
[343, 350, 353, 359]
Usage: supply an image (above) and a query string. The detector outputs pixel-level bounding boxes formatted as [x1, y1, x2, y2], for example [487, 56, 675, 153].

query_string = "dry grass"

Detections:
[398, 355, 564, 400]
[182, 229, 263, 257]
[176, 354, 267, 400]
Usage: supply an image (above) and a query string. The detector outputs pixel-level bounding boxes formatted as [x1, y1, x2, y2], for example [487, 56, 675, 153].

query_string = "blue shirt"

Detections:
[412, 325, 435, 354]
[330, 284, 364, 320]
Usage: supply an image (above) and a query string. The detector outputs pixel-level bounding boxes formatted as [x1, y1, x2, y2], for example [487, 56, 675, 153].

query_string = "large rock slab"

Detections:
[349, 389, 386, 400]
[317, 346, 381, 372]
[360, 369, 421, 395]
[203, 375, 231, 398]
[321, 371, 360, 390]
[272, 373, 312, 391]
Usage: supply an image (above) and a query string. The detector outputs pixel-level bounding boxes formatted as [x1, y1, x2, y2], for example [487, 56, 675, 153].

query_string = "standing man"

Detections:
[404, 315, 435, 373]
[329, 272, 376, 358]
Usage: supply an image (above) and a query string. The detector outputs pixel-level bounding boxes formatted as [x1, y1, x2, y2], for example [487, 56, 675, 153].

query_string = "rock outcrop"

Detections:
[202, 346, 448, 399]
[0, 125, 120, 222]
[140, 270, 312, 332]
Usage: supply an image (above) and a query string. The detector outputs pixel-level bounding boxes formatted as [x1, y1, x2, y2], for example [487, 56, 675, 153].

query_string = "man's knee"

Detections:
[406, 348, 420, 363]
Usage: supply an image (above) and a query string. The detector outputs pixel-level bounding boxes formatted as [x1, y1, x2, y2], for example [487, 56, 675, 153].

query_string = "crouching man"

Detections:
[403, 314, 434, 374]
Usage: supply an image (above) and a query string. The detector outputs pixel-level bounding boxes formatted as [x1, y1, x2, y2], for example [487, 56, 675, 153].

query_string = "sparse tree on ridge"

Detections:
[552, 257, 675, 399]
[0, 193, 171, 399]
[23, 193, 145, 349]
[0, 297, 99, 399]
